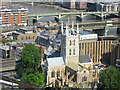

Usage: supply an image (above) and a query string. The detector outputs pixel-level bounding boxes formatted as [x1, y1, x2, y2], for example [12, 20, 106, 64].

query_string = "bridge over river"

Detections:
[29, 11, 119, 21]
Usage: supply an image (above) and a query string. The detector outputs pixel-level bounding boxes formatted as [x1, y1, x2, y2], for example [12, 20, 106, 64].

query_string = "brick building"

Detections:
[0, 4, 28, 26]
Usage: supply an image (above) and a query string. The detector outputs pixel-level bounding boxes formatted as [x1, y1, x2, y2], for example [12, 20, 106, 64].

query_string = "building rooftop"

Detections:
[17, 40, 35, 45]
[79, 31, 91, 35]
[79, 55, 91, 63]
[20, 26, 33, 31]
[67, 62, 83, 71]
[48, 50, 60, 58]
[35, 36, 50, 47]
[0, 4, 28, 11]
[47, 57, 65, 67]
[0, 45, 9, 50]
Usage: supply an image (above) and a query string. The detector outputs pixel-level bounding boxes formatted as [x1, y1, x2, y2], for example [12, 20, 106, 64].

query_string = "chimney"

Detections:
[40, 46, 43, 57]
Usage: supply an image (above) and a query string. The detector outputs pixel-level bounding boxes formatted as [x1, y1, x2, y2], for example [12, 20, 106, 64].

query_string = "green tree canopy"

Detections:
[21, 71, 45, 86]
[99, 66, 120, 89]
[21, 43, 41, 70]
[17, 44, 45, 86]
[17, 67, 35, 77]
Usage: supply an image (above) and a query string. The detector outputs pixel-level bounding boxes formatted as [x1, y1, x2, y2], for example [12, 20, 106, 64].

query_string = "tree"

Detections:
[21, 71, 45, 86]
[21, 44, 41, 71]
[99, 66, 120, 89]
[17, 67, 35, 77]
[1, 39, 9, 45]
[17, 44, 45, 86]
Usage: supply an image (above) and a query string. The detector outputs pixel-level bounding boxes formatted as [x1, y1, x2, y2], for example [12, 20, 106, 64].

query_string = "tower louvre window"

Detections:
[70, 40, 71, 46]
[69, 49, 71, 55]
[73, 49, 75, 55]
[74, 40, 75, 45]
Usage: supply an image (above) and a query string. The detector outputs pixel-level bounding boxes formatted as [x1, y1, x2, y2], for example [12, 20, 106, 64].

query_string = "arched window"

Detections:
[69, 49, 71, 55]
[26, 36, 27, 40]
[51, 70, 55, 78]
[73, 49, 75, 55]
[61, 69, 64, 76]
[70, 40, 71, 46]
[74, 40, 75, 45]
[29, 36, 30, 40]
[57, 70, 60, 77]
[82, 76, 87, 82]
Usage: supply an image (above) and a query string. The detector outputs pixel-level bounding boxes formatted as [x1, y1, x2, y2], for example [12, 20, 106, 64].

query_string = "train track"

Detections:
[2, 75, 51, 88]
[73, 21, 119, 27]
[0, 59, 21, 68]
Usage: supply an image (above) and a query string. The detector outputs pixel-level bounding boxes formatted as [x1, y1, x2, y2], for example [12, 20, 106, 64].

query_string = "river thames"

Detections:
[15, 2, 102, 25]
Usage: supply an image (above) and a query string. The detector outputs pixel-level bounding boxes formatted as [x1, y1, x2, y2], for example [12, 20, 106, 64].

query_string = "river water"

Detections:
[17, 3, 102, 25]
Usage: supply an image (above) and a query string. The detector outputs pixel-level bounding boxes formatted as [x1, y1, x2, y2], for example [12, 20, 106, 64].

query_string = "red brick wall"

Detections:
[1, 14, 5, 24]
[8, 13, 14, 25]
[25, 12, 28, 24]
[18, 13, 21, 24]
[1, 12, 28, 26]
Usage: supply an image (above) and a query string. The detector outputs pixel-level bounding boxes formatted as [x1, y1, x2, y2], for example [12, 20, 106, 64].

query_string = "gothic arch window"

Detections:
[26, 36, 27, 40]
[69, 49, 71, 55]
[82, 76, 87, 82]
[61, 69, 64, 76]
[57, 70, 60, 77]
[73, 49, 75, 55]
[70, 40, 71, 46]
[51, 70, 55, 78]
[29, 36, 30, 40]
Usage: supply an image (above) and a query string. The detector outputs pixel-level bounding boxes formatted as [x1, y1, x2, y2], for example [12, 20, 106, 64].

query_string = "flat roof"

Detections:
[0, 45, 9, 50]
[20, 26, 33, 31]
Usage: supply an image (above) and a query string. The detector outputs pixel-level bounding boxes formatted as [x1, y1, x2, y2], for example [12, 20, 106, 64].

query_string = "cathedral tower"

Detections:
[61, 23, 79, 65]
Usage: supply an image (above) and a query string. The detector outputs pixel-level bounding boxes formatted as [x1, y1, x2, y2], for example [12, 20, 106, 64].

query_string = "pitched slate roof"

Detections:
[47, 57, 65, 67]
[79, 55, 91, 63]
[35, 36, 50, 47]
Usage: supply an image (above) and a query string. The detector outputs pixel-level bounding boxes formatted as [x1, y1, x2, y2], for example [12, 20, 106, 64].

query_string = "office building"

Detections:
[111, 42, 120, 66]
[0, 45, 9, 59]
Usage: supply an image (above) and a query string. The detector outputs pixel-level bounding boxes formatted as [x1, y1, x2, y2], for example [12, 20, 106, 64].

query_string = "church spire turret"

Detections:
[61, 21, 63, 34]
[66, 23, 68, 36]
